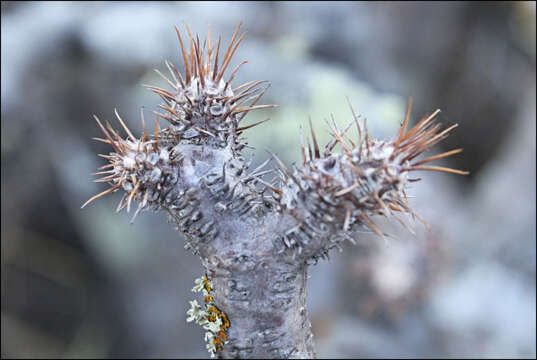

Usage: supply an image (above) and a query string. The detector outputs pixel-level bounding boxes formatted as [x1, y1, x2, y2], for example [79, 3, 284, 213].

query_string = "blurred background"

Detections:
[1, 1, 535, 358]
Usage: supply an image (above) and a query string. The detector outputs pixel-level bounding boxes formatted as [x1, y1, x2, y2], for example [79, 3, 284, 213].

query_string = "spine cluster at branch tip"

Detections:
[149, 23, 273, 150]
[268, 101, 468, 264]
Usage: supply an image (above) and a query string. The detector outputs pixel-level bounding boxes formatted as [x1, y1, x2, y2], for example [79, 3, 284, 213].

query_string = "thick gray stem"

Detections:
[161, 145, 316, 358]
[204, 256, 315, 359]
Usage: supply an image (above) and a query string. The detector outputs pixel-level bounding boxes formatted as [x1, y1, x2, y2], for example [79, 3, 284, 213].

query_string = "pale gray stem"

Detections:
[162, 145, 317, 358]
[204, 255, 315, 359]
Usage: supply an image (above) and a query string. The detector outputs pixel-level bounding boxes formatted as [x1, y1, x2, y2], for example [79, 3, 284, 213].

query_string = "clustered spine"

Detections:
[149, 22, 273, 150]
[81, 111, 181, 220]
[187, 275, 230, 358]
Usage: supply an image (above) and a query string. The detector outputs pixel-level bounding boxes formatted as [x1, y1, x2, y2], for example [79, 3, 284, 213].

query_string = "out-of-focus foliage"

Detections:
[1, 1, 535, 358]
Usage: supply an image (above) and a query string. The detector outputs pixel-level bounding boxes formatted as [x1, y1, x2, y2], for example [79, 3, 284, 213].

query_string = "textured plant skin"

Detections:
[82, 23, 468, 359]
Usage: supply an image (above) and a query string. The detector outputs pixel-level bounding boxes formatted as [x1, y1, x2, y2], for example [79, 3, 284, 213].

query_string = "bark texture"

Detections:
[83, 24, 467, 359]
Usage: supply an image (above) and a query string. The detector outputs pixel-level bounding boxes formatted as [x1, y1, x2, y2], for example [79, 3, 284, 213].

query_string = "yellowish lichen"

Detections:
[188, 275, 229, 358]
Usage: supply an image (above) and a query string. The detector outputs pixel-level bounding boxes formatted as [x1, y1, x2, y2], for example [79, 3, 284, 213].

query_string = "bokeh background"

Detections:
[2, 1, 535, 358]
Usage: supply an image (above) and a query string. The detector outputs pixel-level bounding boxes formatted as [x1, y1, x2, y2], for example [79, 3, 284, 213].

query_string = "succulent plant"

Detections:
[83, 23, 468, 359]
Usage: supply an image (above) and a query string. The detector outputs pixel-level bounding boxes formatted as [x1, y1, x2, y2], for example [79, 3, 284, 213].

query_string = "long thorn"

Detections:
[412, 148, 463, 166]
[359, 213, 383, 238]
[218, 22, 242, 81]
[237, 118, 269, 131]
[167, 60, 185, 88]
[114, 109, 135, 141]
[154, 69, 178, 90]
[213, 36, 221, 81]
[92, 137, 112, 144]
[238, 84, 271, 122]
[81, 185, 120, 209]
[397, 97, 413, 144]
[225, 60, 248, 90]
[265, 150, 289, 176]
[399, 109, 441, 143]
[94, 116, 121, 153]
[183, 22, 195, 77]
[308, 116, 320, 159]
[92, 170, 115, 176]
[165, 60, 180, 87]
[299, 126, 307, 165]
[422, 123, 458, 148]
[255, 177, 283, 195]
[207, 24, 212, 72]
[345, 96, 362, 147]
[127, 181, 140, 213]
[174, 26, 190, 84]
[234, 104, 276, 114]
[141, 107, 148, 141]
[407, 165, 469, 175]
[193, 35, 205, 87]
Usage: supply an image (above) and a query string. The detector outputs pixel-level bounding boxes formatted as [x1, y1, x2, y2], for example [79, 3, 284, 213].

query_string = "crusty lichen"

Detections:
[188, 275, 229, 358]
